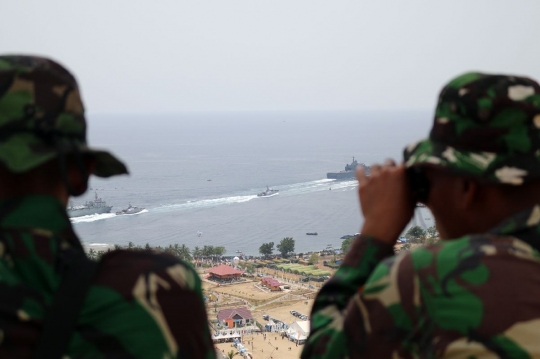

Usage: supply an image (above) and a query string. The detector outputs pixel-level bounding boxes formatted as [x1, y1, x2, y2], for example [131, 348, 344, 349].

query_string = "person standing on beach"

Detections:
[302, 73, 540, 358]
[0, 55, 214, 358]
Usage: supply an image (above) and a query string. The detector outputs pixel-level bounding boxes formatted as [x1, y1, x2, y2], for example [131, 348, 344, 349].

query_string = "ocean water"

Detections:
[73, 111, 435, 255]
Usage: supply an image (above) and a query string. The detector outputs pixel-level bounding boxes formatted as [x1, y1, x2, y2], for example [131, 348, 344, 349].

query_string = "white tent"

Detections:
[211, 331, 242, 342]
[286, 320, 310, 341]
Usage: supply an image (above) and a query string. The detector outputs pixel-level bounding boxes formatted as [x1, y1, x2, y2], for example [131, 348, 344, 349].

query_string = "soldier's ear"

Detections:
[458, 177, 479, 210]
[67, 157, 95, 197]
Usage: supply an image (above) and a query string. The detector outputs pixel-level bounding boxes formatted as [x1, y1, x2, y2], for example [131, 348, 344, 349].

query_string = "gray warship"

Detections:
[257, 186, 279, 197]
[67, 192, 112, 218]
[327, 157, 370, 180]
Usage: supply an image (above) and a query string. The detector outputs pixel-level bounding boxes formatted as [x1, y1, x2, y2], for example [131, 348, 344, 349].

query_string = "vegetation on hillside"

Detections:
[259, 242, 274, 257]
[277, 237, 295, 257]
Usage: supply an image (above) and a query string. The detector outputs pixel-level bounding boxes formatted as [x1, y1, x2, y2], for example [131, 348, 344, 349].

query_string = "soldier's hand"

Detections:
[356, 160, 415, 244]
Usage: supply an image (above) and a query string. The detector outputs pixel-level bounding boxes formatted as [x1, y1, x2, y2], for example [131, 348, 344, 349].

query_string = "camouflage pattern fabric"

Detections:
[301, 205, 540, 359]
[405, 73, 540, 185]
[0, 55, 127, 177]
[0, 195, 215, 359]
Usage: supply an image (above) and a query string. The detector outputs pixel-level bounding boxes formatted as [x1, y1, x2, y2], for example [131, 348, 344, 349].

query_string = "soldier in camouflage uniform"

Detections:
[0, 55, 215, 358]
[302, 73, 540, 358]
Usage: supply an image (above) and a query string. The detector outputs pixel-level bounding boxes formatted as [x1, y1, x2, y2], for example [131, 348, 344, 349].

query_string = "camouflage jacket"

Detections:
[0, 195, 215, 359]
[302, 205, 540, 359]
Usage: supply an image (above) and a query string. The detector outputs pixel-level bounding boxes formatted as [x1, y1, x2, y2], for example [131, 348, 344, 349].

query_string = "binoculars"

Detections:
[407, 167, 430, 203]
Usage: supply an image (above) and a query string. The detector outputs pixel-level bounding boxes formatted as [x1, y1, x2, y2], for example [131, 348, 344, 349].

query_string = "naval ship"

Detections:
[116, 204, 145, 215]
[327, 157, 370, 180]
[257, 186, 279, 197]
[67, 191, 112, 218]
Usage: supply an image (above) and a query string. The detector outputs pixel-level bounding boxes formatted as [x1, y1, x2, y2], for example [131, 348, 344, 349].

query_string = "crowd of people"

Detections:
[0, 55, 539, 359]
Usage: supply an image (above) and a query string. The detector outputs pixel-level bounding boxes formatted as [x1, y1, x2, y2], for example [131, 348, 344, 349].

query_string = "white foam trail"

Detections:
[71, 213, 116, 224]
[117, 209, 149, 216]
[256, 193, 279, 198]
[83, 242, 115, 253]
[159, 195, 258, 211]
[155, 178, 356, 213]
[281, 178, 355, 195]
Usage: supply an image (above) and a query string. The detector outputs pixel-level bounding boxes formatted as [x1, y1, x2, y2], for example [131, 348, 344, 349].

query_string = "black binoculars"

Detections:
[407, 167, 430, 204]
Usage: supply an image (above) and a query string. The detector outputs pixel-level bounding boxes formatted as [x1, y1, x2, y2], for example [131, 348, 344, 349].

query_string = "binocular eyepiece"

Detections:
[407, 167, 430, 204]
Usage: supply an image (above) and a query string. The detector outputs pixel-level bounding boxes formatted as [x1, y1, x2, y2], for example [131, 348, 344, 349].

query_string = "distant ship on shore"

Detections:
[67, 192, 112, 218]
[327, 157, 370, 180]
[257, 186, 279, 197]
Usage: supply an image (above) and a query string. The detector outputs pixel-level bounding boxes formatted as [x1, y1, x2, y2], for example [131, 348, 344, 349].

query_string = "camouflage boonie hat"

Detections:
[0, 55, 127, 176]
[404, 72, 540, 185]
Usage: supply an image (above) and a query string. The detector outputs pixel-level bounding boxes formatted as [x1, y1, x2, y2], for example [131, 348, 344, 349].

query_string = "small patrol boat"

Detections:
[116, 204, 145, 216]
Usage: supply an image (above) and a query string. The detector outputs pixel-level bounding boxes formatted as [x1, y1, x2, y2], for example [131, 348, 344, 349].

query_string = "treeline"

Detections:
[258, 237, 295, 257]
[86, 242, 226, 262]
[340, 225, 439, 253]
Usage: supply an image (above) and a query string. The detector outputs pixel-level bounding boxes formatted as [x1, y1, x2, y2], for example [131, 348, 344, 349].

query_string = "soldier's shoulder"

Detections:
[95, 250, 201, 293]
[403, 233, 540, 270]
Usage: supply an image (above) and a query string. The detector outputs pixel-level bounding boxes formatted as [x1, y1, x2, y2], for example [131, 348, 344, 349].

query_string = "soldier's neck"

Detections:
[0, 177, 68, 206]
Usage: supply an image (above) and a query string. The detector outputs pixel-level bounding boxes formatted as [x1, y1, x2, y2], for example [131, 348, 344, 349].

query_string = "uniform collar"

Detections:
[488, 204, 540, 249]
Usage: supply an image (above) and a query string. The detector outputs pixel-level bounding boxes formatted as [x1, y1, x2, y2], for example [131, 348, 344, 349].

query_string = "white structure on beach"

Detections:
[286, 320, 310, 342]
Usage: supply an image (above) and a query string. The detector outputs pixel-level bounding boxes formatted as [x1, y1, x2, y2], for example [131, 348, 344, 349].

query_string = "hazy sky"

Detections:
[2, 0, 540, 113]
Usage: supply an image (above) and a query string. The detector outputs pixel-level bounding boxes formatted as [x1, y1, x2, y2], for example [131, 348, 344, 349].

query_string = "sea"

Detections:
[73, 111, 435, 256]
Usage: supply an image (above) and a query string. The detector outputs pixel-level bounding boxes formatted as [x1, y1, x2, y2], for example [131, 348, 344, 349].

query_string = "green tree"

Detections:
[193, 246, 202, 258]
[341, 236, 354, 253]
[427, 226, 439, 238]
[202, 245, 214, 257]
[87, 248, 97, 260]
[425, 226, 439, 245]
[405, 226, 427, 244]
[259, 242, 274, 257]
[277, 237, 295, 257]
[225, 350, 238, 359]
[166, 243, 192, 262]
[178, 244, 192, 261]
[308, 253, 319, 265]
[213, 246, 226, 256]
[399, 243, 412, 252]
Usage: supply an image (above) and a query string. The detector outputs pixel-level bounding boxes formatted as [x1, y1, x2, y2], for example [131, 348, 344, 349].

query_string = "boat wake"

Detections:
[117, 209, 149, 216]
[279, 178, 355, 195]
[71, 209, 149, 224]
[71, 213, 116, 224]
[257, 192, 279, 198]
[155, 178, 357, 213]
[157, 195, 258, 212]
[84, 242, 115, 252]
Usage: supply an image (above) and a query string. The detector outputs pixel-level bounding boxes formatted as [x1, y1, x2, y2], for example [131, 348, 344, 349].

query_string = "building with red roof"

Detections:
[208, 264, 244, 282]
[217, 307, 254, 328]
[261, 277, 282, 291]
